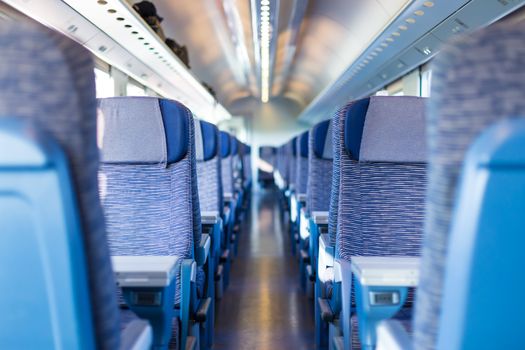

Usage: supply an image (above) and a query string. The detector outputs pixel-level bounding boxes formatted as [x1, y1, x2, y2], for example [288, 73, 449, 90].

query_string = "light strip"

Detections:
[260, 0, 271, 103]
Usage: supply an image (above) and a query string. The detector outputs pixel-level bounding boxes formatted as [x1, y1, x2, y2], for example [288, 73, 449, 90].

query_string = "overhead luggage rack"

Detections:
[4, 0, 232, 123]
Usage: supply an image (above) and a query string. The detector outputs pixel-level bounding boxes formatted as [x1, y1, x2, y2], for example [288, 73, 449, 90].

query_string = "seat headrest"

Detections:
[231, 136, 238, 155]
[97, 97, 190, 165]
[291, 137, 298, 156]
[299, 131, 309, 158]
[194, 119, 218, 161]
[344, 96, 427, 163]
[312, 119, 333, 159]
[220, 131, 231, 157]
[240, 142, 249, 155]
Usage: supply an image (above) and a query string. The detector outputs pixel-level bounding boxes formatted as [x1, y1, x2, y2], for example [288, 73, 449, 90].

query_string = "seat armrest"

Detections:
[196, 234, 211, 266]
[112, 256, 179, 349]
[350, 256, 419, 349]
[311, 211, 329, 225]
[376, 320, 413, 350]
[223, 192, 233, 202]
[112, 256, 179, 287]
[120, 319, 152, 350]
[202, 217, 222, 259]
[351, 256, 420, 287]
[201, 211, 220, 224]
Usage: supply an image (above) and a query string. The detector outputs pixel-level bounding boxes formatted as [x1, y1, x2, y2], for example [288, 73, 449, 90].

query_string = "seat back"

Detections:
[231, 136, 243, 191]
[195, 119, 223, 214]
[285, 137, 297, 190]
[413, 21, 525, 349]
[307, 120, 333, 216]
[220, 131, 234, 194]
[329, 108, 345, 246]
[98, 98, 200, 268]
[0, 22, 119, 349]
[336, 96, 427, 260]
[242, 143, 252, 188]
[295, 131, 309, 196]
[439, 119, 525, 349]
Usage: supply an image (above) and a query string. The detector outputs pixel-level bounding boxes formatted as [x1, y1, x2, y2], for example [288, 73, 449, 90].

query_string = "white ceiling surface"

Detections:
[152, 0, 411, 141]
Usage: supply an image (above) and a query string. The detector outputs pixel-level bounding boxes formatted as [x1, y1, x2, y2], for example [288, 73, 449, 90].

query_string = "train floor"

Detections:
[214, 186, 315, 349]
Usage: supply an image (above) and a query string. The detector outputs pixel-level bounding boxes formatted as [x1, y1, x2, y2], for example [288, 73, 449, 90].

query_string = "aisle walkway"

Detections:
[214, 186, 315, 349]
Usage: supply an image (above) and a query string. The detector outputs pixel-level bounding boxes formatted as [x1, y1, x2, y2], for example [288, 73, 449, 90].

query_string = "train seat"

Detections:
[98, 96, 212, 349]
[0, 22, 152, 350]
[299, 120, 333, 297]
[377, 20, 525, 350]
[335, 96, 427, 350]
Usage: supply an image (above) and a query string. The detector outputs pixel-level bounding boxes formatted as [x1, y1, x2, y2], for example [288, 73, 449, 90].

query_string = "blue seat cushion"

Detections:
[231, 136, 238, 155]
[299, 131, 309, 158]
[195, 119, 218, 161]
[312, 120, 333, 159]
[344, 96, 426, 163]
[98, 97, 190, 166]
[220, 131, 231, 158]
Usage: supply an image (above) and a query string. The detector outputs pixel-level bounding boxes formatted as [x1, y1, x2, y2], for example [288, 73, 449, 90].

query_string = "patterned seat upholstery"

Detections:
[285, 137, 297, 190]
[336, 96, 427, 260]
[336, 96, 427, 349]
[220, 131, 235, 196]
[329, 107, 343, 247]
[97, 98, 202, 339]
[231, 136, 243, 193]
[307, 120, 333, 216]
[193, 119, 221, 299]
[195, 119, 223, 215]
[413, 21, 525, 350]
[241, 143, 252, 189]
[295, 131, 309, 197]
[0, 22, 127, 349]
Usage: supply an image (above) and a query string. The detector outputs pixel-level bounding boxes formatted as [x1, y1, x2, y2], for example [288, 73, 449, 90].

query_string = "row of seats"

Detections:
[271, 20, 525, 350]
[0, 22, 252, 350]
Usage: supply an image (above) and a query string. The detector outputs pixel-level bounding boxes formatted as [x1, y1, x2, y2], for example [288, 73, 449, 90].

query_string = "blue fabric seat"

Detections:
[220, 131, 235, 199]
[308, 119, 335, 348]
[194, 118, 221, 321]
[241, 143, 252, 191]
[336, 96, 427, 349]
[285, 141, 294, 191]
[0, 22, 150, 349]
[219, 131, 235, 286]
[307, 120, 333, 217]
[295, 132, 309, 198]
[98, 97, 203, 349]
[410, 20, 525, 350]
[195, 119, 223, 217]
[231, 136, 243, 196]
[306, 121, 333, 272]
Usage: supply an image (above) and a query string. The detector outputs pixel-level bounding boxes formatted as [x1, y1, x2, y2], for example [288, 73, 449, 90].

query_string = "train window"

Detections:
[94, 68, 115, 98]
